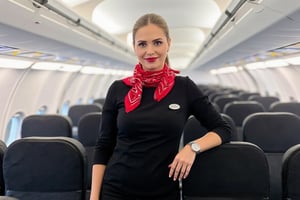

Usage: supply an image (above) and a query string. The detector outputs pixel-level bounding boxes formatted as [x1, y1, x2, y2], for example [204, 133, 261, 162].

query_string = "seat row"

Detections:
[2, 137, 300, 200]
[18, 112, 101, 200]
[184, 111, 300, 200]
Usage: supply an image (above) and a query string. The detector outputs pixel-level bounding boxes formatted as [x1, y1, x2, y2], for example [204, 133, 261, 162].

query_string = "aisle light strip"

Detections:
[32, 62, 82, 72]
[285, 56, 300, 65]
[210, 66, 238, 74]
[264, 59, 289, 68]
[81, 66, 132, 76]
[0, 58, 33, 69]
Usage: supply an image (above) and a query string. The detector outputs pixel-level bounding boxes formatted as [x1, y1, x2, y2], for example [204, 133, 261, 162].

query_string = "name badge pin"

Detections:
[169, 104, 180, 110]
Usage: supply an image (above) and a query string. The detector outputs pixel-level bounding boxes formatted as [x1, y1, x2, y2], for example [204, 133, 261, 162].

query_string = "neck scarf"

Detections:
[122, 63, 179, 113]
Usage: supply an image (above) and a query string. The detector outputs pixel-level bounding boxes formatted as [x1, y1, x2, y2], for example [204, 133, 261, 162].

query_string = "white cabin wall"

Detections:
[62, 73, 97, 105]
[59, 73, 119, 106]
[92, 75, 113, 99]
[214, 70, 259, 92]
[0, 68, 28, 138]
[183, 70, 219, 85]
[215, 66, 300, 102]
[9, 70, 70, 114]
[0, 68, 74, 140]
[277, 66, 300, 101]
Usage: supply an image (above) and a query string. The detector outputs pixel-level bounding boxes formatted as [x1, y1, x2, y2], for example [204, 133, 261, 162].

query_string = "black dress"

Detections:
[93, 76, 231, 200]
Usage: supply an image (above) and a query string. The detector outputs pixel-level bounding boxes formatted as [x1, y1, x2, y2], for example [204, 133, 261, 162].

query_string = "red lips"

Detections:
[145, 57, 157, 62]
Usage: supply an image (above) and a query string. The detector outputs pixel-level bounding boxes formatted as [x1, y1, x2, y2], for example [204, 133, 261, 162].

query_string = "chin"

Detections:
[142, 63, 163, 71]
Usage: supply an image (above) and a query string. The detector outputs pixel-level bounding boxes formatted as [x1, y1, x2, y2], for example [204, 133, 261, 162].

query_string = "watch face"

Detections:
[191, 143, 200, 152]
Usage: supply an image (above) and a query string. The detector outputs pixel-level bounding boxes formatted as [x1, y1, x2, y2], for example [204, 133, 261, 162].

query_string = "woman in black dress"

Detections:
[90, 13, 231, 200]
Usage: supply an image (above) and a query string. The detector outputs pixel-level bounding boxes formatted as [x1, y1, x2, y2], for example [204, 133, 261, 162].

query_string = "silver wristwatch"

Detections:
[188, 141, 201, 154]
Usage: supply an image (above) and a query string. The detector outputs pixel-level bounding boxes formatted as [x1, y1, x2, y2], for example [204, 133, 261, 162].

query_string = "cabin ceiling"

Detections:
[0, 0, 300, 72]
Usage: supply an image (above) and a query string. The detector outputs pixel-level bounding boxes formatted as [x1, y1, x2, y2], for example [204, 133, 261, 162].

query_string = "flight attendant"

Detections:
[90, 13, 231, 200]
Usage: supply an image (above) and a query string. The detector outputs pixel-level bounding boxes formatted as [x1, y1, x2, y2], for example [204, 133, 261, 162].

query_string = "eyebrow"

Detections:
[136, 38, 163, 43]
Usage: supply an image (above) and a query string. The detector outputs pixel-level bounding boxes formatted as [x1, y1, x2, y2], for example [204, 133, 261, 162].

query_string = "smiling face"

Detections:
[133, 23, 171, 71]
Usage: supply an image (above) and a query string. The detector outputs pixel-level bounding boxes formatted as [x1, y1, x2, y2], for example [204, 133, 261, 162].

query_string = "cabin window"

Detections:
[4, 112, 24, 145]
[88, 97, 94, 104]
[76, 98, 83, 104]
[36, 105, 48, 115]
[59, 100, 70, 116]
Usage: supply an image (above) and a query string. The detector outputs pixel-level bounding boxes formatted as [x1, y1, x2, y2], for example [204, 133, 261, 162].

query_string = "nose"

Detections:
[146, 45, 155, 56]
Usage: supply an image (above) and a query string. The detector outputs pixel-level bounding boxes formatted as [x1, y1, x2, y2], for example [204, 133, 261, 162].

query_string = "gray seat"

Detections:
[182, 142, 270, 200]
[214, 95, 241, 112]
[243, 112, 300, 200]
[282, 144, 300, 200]
[223, 101, 265, 141]
[0, 140, 7, 196]
[269, 102, 300, 116]
[68, 104, 102, 138]
[93, 98, 106, 108]
[249, 96, 280, 111]
[77, 112, 102, 200]
[3, 137, 87, 200]
[21, 114, 72, 138]
[239, 92, 260, 100]
[0, 197, 18, 200]
[68, 104, 102, 127]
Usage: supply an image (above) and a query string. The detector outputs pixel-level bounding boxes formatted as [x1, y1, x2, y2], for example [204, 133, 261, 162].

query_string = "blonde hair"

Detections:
[132, 13, 170, 65]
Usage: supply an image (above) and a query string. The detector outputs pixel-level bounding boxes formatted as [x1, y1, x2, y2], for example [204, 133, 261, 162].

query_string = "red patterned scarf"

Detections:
[122, 63, 179, 113]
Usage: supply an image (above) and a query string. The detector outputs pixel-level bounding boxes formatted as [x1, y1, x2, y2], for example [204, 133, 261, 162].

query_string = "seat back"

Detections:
[249, 96, 280, 110]
[21, 114, 72, 138]
[239, 92, 260, 100]
[243, 112, 300, 200]
[0, 140, 7, 195]
[183, 113, 236, 144]
[224, 101, 265, 127]
[282, 144, 300, 200]
[68, 104, 102, 127]
[77, 113, 102, 200]
[3, 137, 87, 200]
[269, 102, 300, 116]
[223, 101, 265, 141]
[93, 98, 106, 108]
[182, 142, 270, 200]
[214, 95, 241, 112]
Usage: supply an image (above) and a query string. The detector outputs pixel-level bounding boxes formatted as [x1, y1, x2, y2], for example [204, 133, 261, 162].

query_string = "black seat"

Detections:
[93, 98, 106, 108]
[183, 113, 236, 144]
[21, 114, 72, 138]
[249, 96, 280, 110]
[3, 137, 87, 200]
[0, 197, 18, 200]
[0, 140, 7, 196]
[269, 102, 300, 116]
[223, 101, 265, 141]
[243, 112, 300, 200]
[214, 95, 241, 112]
[182, 142, 270, 200]
[68, 104, 102, 138]
[77, 112, 102, 200]
[282, 144, 300, 200]
[239, 92, 260, 100]
[68, 104, 102, 127]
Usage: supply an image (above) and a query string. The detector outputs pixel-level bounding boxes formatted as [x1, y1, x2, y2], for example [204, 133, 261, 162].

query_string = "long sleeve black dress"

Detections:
[93, 76, 231, 200]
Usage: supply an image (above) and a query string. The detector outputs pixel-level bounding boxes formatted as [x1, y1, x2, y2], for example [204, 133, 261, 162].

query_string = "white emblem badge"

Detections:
[169, 104, 180, 110]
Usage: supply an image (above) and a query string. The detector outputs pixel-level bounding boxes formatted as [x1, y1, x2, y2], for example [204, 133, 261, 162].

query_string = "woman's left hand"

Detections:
[168, 144, 196, 181]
